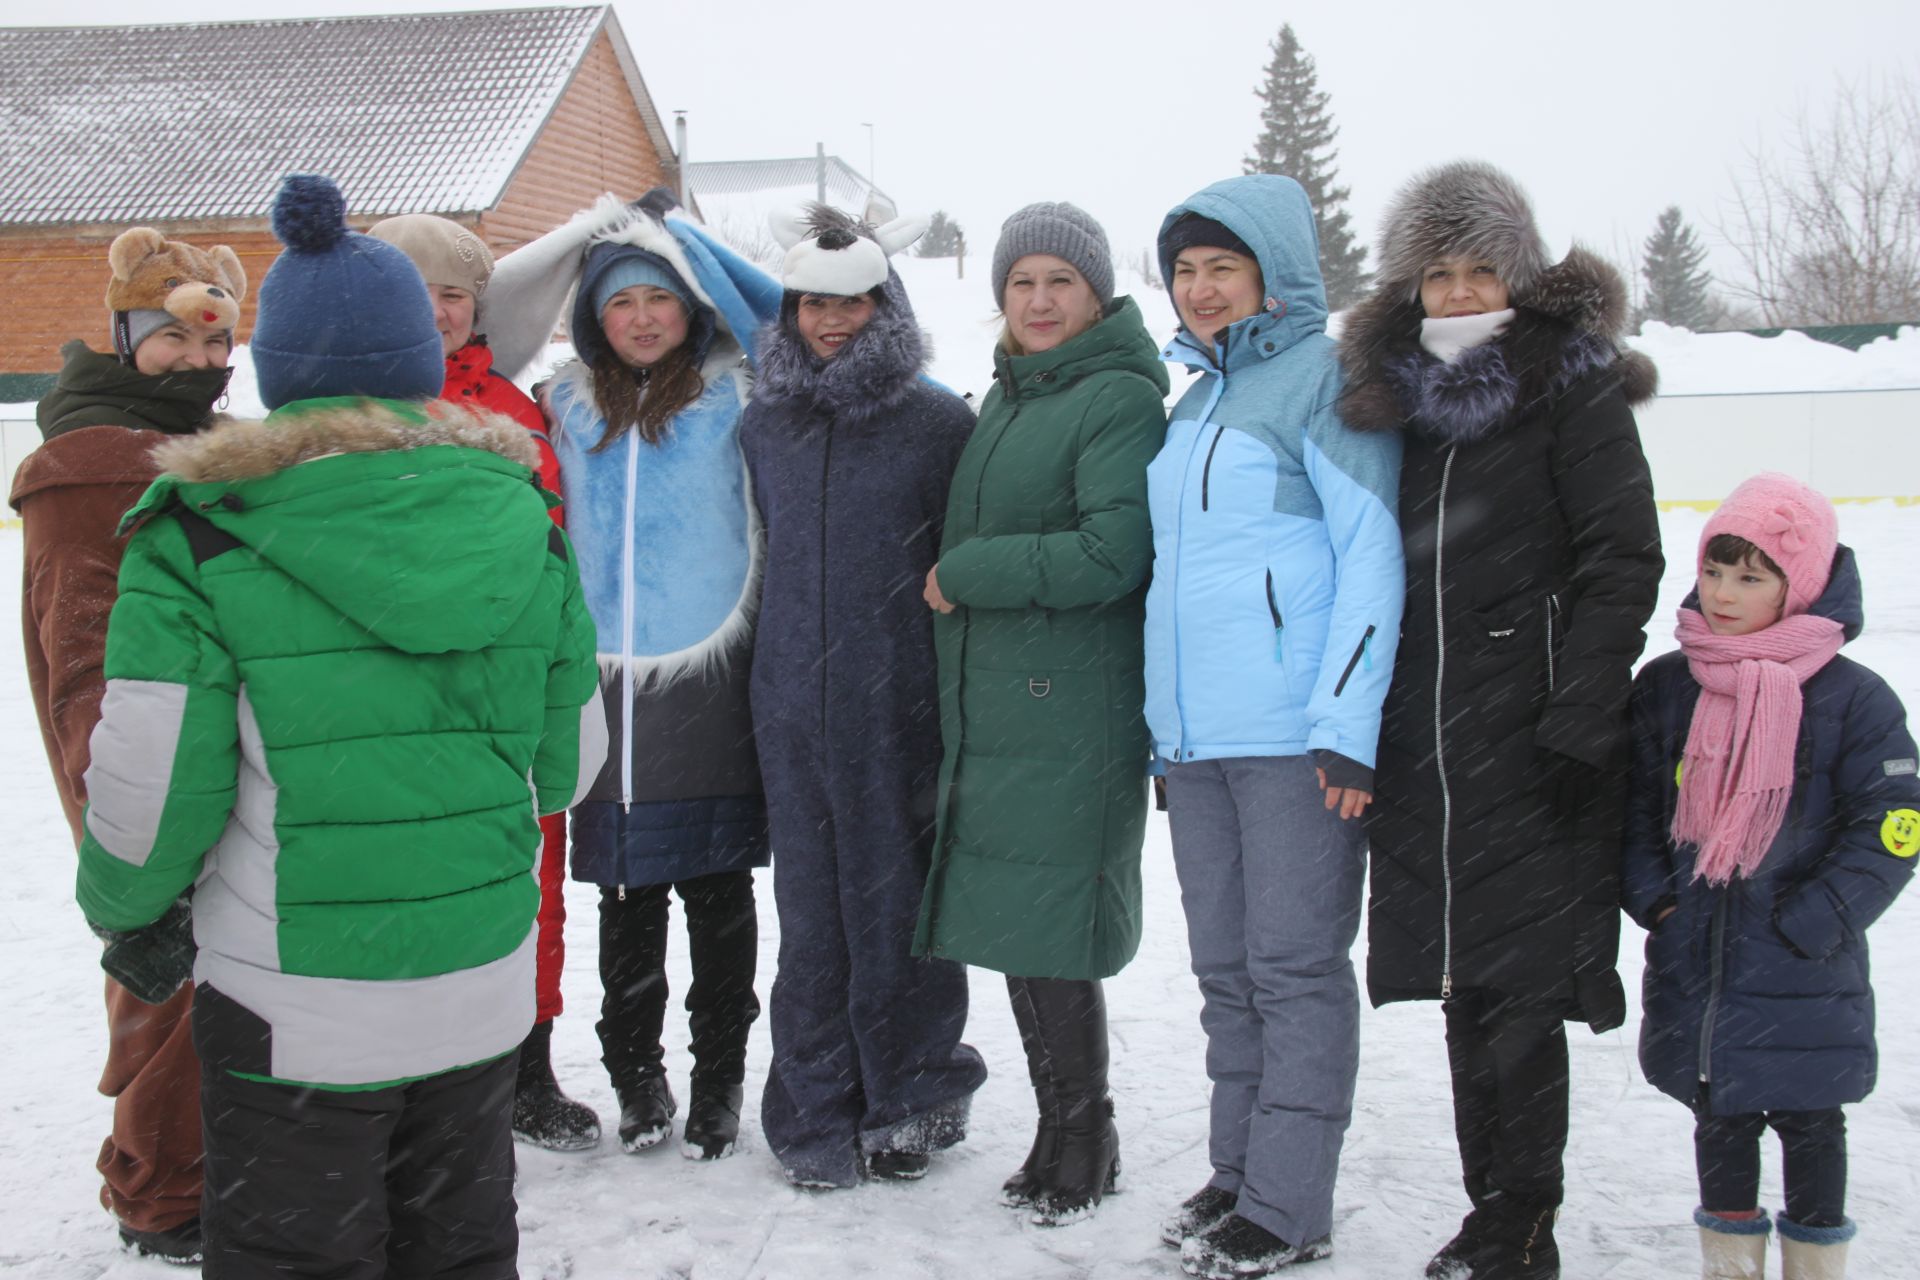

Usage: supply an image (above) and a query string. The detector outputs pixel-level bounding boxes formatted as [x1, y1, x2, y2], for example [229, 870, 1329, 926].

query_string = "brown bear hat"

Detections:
[105, 227, 248, 363]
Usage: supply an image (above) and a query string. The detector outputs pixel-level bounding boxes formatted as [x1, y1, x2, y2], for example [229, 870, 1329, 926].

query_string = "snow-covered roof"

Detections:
[0, 6, 670, 226]
[686, 156, 897, 252]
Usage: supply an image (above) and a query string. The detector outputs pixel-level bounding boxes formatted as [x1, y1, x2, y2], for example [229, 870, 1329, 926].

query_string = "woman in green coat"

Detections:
[915, 201, 1168, 1226]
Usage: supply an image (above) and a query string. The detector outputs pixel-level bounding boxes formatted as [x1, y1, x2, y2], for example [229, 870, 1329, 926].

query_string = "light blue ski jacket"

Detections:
[1144, 175, 1404, 781]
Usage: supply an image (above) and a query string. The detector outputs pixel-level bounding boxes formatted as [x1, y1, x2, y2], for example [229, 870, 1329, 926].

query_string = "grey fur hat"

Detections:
[991, 201, 1114, 309]
[1376, 161, 1548, 302]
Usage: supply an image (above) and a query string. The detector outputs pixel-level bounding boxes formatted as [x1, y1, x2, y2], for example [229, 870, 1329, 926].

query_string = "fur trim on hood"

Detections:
[751, 268, 929, 417]
[151, 399, 540, 484]
[1338, 245, 1658, 442]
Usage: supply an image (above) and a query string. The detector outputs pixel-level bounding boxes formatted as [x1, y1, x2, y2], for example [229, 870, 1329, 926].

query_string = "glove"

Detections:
[1537, 749, 1605, 822]
[92, 898, 196, 1005]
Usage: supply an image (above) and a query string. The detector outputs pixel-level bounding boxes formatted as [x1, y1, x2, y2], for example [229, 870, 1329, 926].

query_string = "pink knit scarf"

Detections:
[1671, 608, 1845, 884]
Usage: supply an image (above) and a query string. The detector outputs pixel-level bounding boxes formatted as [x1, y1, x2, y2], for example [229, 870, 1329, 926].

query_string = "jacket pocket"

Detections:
[1265, 569, 1284, 662]
[1332, 624, 1378, 698]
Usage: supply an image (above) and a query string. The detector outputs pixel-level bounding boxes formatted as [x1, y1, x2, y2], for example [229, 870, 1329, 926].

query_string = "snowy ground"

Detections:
[5, 505, 1919, 1278]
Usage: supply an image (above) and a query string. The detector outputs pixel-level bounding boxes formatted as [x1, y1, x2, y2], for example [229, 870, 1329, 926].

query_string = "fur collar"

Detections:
[151, 399, 540, 484]
[751, 281, 928, 419]
[1338, 246, 1657, 441]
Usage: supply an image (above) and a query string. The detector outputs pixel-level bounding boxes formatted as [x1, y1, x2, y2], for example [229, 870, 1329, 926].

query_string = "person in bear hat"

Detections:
[73, 172, 606, 1278]
[367, 211, 598, 1156]
[9, 225, 244, 1265]
[739, 204, 985, 1189]
[1338, 160, 1664, 1279]
[1625, 473, 1913, 1280]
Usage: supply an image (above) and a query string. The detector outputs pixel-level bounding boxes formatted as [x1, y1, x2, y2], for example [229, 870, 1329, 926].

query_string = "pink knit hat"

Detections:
[1699, 473, 1839, 617]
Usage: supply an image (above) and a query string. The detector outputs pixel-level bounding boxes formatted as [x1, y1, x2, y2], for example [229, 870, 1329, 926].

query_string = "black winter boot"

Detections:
[615, 1073, 677, 1153]
[1179, 1213, 1333, 1276]
[512, 1020, 602, 1152]
[1465, 1195, 1560, 1280]
[1024, 978, 1121, 1227]
[118, 1218, 203, 1266]
[1001, 976, 1059, 1208]
[681, 1080, 743, 1160]
[1162, 1184, 1238, 1248]
[1425, 1176, 1491, 1279]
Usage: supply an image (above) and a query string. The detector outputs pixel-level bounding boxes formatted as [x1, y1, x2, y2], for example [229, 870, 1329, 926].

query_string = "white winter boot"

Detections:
[1695, 1207, 1770, 1279]
[1776, 1214, 1854, 1280]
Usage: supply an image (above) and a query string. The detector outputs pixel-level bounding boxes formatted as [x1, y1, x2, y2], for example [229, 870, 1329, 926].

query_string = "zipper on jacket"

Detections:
[1434, 447, 1459, 999]
[1545, 593, 1560, 693]
[819, 419, 835, 736]
[1698, 892, 1729, 1083]
[1199, 424, 1227, 511]
[620, 429, 640, 809]
[1333, 624, 1377, 698]
[1264, 569, 1285, 661]
[1168, 371, 1232, 761]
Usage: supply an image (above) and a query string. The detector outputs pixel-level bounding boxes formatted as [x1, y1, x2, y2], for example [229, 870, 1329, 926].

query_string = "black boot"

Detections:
[1000, 976, 1059, 1208]
[1425, 1175, 1490, 1279]
[512, 1020, 602, 1152]
[1024, 978, 1120, 1227]
[681, 1080, 743, 1161]
[118, 1218, 203, 1266]
[1464, 1193, 1560, 1280]
[615, 1072, 677, 1153]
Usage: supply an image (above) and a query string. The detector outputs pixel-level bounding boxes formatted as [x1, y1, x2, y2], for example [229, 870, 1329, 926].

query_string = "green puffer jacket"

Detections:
[76, 397, 607, 1088]
[914, 298, 1170, 980]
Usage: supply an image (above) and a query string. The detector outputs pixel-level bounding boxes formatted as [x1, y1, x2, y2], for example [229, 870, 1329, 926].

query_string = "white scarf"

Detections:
[1419, 309, 1516, 364]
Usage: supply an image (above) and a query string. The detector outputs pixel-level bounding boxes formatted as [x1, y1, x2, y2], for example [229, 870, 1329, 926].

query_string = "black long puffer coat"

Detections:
[1339, 248, 1663, 1030]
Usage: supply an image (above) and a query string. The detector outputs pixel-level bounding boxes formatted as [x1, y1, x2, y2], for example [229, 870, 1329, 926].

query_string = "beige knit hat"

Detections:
[366, 214, 494, 297]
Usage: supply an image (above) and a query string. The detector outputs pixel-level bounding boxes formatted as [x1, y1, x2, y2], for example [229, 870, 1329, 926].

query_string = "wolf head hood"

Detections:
[1158, 175, 1328, 365]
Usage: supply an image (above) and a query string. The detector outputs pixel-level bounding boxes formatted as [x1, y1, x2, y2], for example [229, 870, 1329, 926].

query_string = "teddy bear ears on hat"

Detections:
[106, 227, 247, 331]
[768, 204, 929, 297]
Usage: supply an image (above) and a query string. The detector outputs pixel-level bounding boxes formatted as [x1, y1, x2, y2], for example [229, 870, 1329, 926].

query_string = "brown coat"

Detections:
[10, 424, 170, 843]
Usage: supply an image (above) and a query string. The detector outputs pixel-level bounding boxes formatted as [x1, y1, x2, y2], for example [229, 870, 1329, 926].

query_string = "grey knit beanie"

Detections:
[991, 201, 1114, 309]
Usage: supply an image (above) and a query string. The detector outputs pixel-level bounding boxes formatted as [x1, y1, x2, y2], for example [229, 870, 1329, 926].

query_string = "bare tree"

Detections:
[1718, 76, 1920, 325]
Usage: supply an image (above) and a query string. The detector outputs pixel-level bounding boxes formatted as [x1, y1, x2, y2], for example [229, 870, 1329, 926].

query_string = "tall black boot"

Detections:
[1024, 977, 1119, 1227]
[1000, 976, 1059, 1208]
[681, 872, 758, 1161]
[512, 1019, 602, 1152]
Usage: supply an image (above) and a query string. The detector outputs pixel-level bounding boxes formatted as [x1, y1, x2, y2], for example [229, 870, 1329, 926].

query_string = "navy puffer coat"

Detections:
[1622, 547, 1919, 1114]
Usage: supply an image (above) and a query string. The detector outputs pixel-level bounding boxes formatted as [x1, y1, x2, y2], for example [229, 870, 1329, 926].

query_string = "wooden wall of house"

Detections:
[483, 31, 668, 253]
[0, 227, 282, 376]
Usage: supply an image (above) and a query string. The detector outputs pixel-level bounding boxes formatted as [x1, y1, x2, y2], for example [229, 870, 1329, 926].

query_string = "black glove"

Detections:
[92, 898, 195, 1005]
[1537, 749, 1604, 822]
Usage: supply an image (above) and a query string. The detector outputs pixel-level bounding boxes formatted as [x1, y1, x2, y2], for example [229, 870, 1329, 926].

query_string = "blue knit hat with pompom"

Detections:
[250, 174, 446, 410]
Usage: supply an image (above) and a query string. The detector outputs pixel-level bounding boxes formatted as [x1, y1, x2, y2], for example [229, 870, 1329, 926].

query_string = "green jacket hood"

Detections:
[123, 398, 551, 655]
[991, 296, 1171, 402]
[36, 339, 230, 440]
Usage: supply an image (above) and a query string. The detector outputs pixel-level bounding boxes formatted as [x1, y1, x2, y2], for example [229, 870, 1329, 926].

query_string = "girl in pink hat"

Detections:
[1622, 473, 1917, 1280]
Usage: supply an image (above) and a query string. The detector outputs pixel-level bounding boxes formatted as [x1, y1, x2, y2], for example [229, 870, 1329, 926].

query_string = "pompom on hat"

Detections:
[249, 174, 445, 410]
[1699, 472, 1840, 618]
[768, 204, 928, 297]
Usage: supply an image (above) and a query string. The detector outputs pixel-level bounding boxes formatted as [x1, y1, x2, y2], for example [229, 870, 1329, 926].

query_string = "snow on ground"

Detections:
[4, 505, 1919, 1278]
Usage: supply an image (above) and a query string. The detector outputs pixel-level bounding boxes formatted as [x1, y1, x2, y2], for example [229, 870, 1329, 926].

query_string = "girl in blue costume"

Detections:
[487, 193, 782, 1161]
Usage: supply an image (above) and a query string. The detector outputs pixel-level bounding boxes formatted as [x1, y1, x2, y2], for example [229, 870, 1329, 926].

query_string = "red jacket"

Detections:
[443, 339, 562, 523]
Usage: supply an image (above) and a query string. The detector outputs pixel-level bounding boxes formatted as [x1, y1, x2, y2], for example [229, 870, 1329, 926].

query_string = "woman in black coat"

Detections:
[1336, 161, 1663, 1280]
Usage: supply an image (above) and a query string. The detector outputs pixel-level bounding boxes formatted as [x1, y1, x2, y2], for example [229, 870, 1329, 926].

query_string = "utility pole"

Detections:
[815, 142, 827, 204]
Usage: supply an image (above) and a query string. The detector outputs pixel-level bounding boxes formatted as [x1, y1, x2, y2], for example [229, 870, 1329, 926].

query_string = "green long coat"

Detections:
[913, 298, 1169, 980]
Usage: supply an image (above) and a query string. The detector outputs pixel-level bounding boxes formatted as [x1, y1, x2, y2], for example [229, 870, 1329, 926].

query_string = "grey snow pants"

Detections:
[1166, 754, 1366, 1247]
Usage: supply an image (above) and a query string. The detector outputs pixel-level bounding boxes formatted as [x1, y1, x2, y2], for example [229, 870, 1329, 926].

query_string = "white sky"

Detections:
[27, 0, 1920, 294]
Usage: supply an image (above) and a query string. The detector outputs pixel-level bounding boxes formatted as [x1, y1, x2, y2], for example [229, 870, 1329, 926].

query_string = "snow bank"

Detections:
[1628, 322, 1920, 396]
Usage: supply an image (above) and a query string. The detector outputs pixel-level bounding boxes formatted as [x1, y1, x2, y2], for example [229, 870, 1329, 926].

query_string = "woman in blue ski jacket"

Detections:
[1145, 174, 1404, 1279]
[486, 193, 782, 1163]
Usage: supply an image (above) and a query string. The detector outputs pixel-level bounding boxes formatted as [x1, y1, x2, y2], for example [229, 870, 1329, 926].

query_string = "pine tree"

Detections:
[1243, 24, 1369, 309]
[918, 210, 964, 258]
[1639, 206, 1721, 330]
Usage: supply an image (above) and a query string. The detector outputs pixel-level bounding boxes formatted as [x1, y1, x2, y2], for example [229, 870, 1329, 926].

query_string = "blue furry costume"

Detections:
[740, 266, 986, 1186]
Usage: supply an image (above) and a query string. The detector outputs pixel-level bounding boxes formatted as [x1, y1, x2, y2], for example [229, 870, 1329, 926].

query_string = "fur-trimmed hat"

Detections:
[105, 228, 247, 363]
[250, 174, 445, 410]
[365, 214, 494, 298]
[1700, 473, 1840, 618]
[1376, 161, 1549, 302]
[769, 204, 927, 297]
